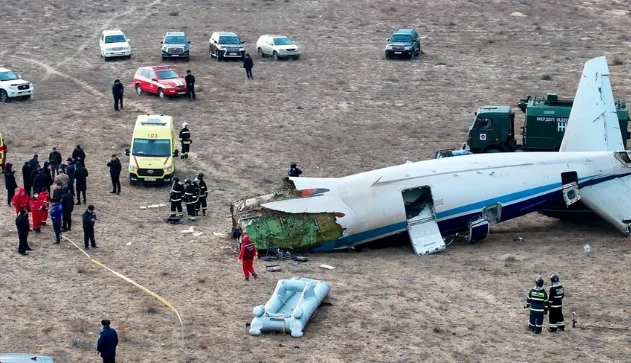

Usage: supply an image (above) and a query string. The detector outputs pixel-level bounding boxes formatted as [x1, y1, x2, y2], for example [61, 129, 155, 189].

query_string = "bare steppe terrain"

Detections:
[2, 0, 631, 362]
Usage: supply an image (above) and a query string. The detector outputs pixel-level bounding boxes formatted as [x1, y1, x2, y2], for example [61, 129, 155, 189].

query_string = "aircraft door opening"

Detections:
[561, 171, 581, 206]
[401, 186, 446, 256]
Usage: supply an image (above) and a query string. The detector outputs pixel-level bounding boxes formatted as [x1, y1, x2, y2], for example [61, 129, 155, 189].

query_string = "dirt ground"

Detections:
[2, 0, 631, 362]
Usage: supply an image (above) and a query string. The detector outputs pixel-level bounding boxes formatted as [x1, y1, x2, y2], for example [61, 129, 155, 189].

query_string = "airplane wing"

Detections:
[580, 174, 631, 235]
[559, 56, 624, 152]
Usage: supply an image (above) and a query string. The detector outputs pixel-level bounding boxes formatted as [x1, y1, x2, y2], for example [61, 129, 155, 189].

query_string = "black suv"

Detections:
[385, 28, 421, 59]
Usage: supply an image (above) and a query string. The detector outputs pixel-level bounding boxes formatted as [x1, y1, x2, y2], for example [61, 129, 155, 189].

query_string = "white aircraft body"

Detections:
[233, 56, 631, 255]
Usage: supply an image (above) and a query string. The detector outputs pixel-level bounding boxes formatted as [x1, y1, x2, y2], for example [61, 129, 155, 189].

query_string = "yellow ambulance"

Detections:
[125, 114, 178, 185]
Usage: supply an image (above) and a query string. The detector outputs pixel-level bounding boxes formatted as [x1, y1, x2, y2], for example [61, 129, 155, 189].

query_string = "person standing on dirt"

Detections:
[65, 158, 76, 196]
[12, 187, 30, 215]
[4, 163, 17, 207]
[61, 189, 74, 232]
[107, 154, 122, 195]
[526, 277, 548, 334]
[50, 200, 63, 245]
[112, 79, 124, 111]
[238, 234, 258, 281]
[54, 168, 69, 190]
[48, 146, 62, 179]
[16, 207, 32, 256]
[74, 162, 89, 205]
[288, 163, 302, 177]
[82, 204, 98, 250]
[183, 178, 197, 221]
[185, 70, 196, 101]
[547, 274, 565, 332]
[28, 154, 40, 172]
[243, 54, 254, 79]
[32, 167, 48, 197]
[194, 172, 208, 216]
[169, 176, 184, 218]
[21, 162, 32, 196]
[179, 122, 191, 160]
[72, 145, 86, 165]
[30, 192, 44, 233]
[97, 319, 118, 363]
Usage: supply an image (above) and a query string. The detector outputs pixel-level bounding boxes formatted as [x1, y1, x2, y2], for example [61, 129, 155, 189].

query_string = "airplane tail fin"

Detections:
[559, 56, 624, 152]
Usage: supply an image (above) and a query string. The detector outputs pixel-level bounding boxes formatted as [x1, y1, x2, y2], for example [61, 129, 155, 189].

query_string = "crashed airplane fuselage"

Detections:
[231, 56, 631, 255]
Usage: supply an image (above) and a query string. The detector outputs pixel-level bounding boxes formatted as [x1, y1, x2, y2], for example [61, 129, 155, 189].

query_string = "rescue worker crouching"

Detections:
[169, 176, 184, 218]
[179, 122, 191, 160]
[183, 178, 198, 221]
[194, 172, 208, 216]
[548, 274, 565, 332]
[526, 277, 548, 334]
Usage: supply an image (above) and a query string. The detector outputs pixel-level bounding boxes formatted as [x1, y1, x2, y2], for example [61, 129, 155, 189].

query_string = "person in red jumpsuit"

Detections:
[30, 193, 44, 233]
[238, 234, 258, 281]
[38, 187, 50, 226]
[12, 187, 30, 215]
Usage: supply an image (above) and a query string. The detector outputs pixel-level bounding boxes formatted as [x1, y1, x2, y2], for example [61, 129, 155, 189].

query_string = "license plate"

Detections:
[145, 178, 156, 181]
[171, 54, 179, 57]
[394, 52, 402, 54]
[178, 92, 186, 95]
[229, 52, 236, 55]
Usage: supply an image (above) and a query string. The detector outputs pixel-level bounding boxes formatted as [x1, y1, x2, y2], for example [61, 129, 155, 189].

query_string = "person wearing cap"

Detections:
[106, 154, 122, 195]
[194, 172, 208, 216]
[526, 277, 548, 334]
[48, 146, 62, 179]
[112, 79, 124, 111]
[184, 70, 195, 101]
[238, 234, 258, 281]
[97, 319, 118, 363]
[179, 122, 191, 160]
[288, 163, 302, 177]
[183, 178, 198, 221]
[82, 204, 98, 249]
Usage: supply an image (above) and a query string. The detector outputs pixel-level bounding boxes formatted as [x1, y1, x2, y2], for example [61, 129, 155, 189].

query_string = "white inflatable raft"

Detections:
[249, 277, 331, 337]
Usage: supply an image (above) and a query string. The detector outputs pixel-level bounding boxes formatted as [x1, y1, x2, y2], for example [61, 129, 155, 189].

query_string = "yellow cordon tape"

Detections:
[61, 235, 184, 346]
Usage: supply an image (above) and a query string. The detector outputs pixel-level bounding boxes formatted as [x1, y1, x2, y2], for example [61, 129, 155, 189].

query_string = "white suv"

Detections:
[256, 35, 301, 60]
[0, 67, 34, 103]
[100, 29, 131, 60]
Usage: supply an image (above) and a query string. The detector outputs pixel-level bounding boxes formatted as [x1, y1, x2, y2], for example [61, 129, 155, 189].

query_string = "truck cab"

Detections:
[466, 106, 515, 153]
[125, 115, 179, 185]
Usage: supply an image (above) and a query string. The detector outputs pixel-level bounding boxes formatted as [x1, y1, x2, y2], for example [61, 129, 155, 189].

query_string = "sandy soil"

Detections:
[2, 0, 631, 362]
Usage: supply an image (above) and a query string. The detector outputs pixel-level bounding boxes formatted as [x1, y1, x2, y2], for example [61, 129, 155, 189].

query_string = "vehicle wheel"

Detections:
[385, 53, 391, 60]
[410, 51, 415, 60]
[294, 55, 300, 60]
[0, 90, 8, 103]
[216, 49, 221, 61]
[258, 48, 264, 58]
[273, 51, 279, 61]
[209, 45, 212, 56]
[22, 95, 31, 100]
[129, 175, 137, 186]
[185, 56, 190, 62]
[135, 84, 142, 96]
[158, 88, 165, 99]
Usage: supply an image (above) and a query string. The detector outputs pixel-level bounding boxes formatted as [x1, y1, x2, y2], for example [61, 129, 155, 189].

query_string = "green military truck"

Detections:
[465, 93, 630, 153]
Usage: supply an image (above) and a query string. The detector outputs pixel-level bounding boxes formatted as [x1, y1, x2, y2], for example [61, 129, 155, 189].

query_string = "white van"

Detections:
[0, 353, 54, 362]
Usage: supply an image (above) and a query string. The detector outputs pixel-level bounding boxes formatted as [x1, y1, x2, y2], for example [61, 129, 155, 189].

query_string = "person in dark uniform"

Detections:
[82, 204, 98, 250]
[97, 319, 118, 363]
[32, 167, 49, 197]
[243, 54, 253, 79]
[194, 172, 208, 216]
[61, 188, 74, 232]
[28, 154, 40, 172]
[74, 162, 89, 205]
[185, 70, 195, 101]
[16, 207, 31, 255]
[526, 277, 548, 334]
[107, 154, 122, 195]
[22, 161, 32, 196]
[65, 158, 76, 196]
[72, 145, 86, 165]
[4, 163, 17, 206]
[288, 163, 302, 177]
[169, 176, 184, 218]
[183, 178, 197, 221]
[50, 201, 63, 244]
[48, 146, 62, 179]
[112, 79, 124, 111]
[179, 122, 191, 159]
[547, 274, 565, 332]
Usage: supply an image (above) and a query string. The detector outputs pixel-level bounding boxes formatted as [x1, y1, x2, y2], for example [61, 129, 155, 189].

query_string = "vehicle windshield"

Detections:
[0, 71, 20, 81]
[273, 38, 293, 45]
[219, 36, 241, 44]
[390, 34, 413, 43]
[132, 139, 171, 157]
[164, 36, 187, 44]
[105, 35, 126, 43]
[156, 70, 179, 79]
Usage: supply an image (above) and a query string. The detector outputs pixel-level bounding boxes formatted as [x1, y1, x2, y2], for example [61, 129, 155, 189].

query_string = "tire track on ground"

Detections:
[53, 0, 164, 69]
[17, 56, 154, 114]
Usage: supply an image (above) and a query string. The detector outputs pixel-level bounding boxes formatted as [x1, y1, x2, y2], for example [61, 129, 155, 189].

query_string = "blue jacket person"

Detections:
[97, 319, 118, 363]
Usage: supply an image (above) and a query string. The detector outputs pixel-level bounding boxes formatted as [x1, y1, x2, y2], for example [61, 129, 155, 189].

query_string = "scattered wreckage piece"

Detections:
[140, 203, 167, 210]
[249, 277, 331, 338]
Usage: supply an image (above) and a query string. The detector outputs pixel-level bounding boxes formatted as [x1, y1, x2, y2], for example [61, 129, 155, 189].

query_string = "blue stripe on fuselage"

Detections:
[309, 173, 627, 252]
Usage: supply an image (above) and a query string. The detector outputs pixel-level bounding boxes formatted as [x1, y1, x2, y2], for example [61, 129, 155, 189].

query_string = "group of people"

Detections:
[4, 145, 104, 255]
[168, 172, 208, 221]
[526, 274, 565, 334]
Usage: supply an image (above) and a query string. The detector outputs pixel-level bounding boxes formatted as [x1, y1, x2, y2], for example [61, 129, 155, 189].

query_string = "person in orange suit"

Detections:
[30, 193, 44, 233]
[12, 187, 31, 215]
[38, 187, 50, 226]
[238, 234, 258, 281]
